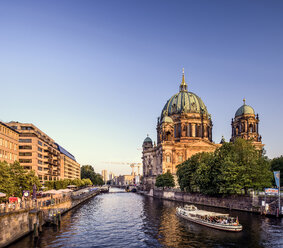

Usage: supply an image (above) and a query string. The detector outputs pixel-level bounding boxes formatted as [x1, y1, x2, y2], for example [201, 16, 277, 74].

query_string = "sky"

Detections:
[0, 0, 282, 176]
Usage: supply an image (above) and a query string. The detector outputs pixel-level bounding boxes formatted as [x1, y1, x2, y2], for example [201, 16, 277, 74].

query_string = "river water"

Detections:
[9, 188, 283, 248]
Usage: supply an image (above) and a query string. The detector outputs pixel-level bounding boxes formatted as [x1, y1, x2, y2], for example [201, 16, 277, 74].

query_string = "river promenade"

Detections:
[0, 186, 109, 248]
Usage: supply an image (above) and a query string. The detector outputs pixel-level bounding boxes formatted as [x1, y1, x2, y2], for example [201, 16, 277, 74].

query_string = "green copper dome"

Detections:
[143, 136, 152, 143]
[235, 99, 255, 117]
[161, 70, 208, 119]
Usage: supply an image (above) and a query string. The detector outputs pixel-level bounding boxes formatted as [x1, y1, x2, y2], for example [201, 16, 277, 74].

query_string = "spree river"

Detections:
[9, 188, 283, 248]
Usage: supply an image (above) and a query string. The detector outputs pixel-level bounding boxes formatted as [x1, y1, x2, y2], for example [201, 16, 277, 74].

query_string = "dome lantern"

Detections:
[179, 68, 188, 92]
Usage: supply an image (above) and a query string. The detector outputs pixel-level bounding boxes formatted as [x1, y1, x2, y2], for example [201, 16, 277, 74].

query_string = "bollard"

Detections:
[34, 223, 38, 238]
[39, 212, 43, 232]
[53, 214, 57, 226]
[58, 212, 61, 224]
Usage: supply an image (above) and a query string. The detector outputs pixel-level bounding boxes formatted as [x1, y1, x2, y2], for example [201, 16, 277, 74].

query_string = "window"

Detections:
[19, 145, 32, 150]
[19, 139, 32, 143]
[38, 153, 42, 158]
[19, 152, 32, 156]
[20, 133, 35, 137]
[38, 141, 42, 146]
[166, 156, 170, 163]
[21, 126, 33, 130]
[178, 155, 183, 162]
[19, 159, 32, 163]
[38, 160, 42, 165]
[38, 147, 42, 152]
[38, 166, 42, 171]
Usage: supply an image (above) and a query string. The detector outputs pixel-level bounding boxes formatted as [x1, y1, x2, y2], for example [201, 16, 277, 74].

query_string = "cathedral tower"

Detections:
[230, 99, 263, 150]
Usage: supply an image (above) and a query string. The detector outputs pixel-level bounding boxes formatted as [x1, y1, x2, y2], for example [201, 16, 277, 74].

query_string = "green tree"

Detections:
[94, 174, 104, 186]
[81, 165, 100, 185]
[155, 171, 175, 189]
[0, 161, 41, 198]
[176, 138, 272, 195]
[270, 156, 283, 187]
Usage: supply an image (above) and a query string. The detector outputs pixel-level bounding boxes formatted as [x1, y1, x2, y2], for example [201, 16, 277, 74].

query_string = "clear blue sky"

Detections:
[0, 0, 282, 175]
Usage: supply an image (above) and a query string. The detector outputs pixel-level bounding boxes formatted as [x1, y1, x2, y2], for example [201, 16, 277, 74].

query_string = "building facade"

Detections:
[6, 122, 61, 183]
[142, 71, 220, 190]
[57, 144, 80, 180]
[142, 71, 265, 191]
[0, 122, 19, 164]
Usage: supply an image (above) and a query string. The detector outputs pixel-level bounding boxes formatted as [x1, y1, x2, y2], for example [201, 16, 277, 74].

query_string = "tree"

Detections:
[155, 171, 175, 189]
[81, 165, 104, 185]
[0, 161, 41, 198]
[270, 156, 283, 187]
[176, 138, 273, 195]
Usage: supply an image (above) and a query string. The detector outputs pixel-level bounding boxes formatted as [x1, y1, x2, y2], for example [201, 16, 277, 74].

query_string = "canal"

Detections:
[9, 188, 283, 248]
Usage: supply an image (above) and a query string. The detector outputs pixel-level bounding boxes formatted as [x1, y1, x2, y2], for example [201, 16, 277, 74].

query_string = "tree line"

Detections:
[0, 162, 103, 200]
[156, 139, 282, 194]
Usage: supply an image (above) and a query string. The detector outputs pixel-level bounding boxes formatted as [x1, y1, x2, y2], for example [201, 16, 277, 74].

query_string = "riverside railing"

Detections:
[0, 186, 103, 214]
[0, 193, 72, 214]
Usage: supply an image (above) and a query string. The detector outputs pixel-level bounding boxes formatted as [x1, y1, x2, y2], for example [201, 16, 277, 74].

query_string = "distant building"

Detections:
[109, 171, 114, 181]
[102, 169, 108, 183]
[56, 144, 80, 180]
[0, 122, 19, 164]
[115, 174, 135, 186]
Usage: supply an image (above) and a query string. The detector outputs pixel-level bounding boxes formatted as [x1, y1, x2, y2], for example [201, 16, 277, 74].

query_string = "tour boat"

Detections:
[176, 205, 243, 232]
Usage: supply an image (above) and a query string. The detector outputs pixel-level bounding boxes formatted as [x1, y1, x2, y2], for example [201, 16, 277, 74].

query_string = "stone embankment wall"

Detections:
[0, 187, 108, 248]
[0, 209, 42, 248]
[149, 189, 283, 216]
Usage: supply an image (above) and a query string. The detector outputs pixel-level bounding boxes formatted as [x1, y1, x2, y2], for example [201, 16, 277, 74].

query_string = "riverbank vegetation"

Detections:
[0, 161, 41, 198]
[81, 165, 104, 185]
[44, 178, 92, 190]
[155, 171, 175, 189]
[177, 139, 273, 195]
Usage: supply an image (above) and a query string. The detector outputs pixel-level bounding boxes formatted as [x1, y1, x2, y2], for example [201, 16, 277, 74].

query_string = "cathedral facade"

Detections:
[142, 70, 263, 190]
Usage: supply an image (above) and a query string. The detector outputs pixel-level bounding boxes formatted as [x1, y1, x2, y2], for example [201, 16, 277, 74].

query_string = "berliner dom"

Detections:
[142, 70, 264, 190]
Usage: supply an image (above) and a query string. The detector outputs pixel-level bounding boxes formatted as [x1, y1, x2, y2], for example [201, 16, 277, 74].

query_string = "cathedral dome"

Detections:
[235, 99, 255, 117]
[160, 70, 208, 120]
[143, 136, 152, 143]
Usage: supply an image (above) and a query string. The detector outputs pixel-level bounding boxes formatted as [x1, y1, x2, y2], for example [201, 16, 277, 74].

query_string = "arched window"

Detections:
[165, 131, 172, 141]
[166, 156, 170, 163]
[178, 155, 183, 162]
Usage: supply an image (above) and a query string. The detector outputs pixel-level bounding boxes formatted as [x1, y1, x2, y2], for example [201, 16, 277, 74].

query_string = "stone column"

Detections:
[192, 124, 196, 137]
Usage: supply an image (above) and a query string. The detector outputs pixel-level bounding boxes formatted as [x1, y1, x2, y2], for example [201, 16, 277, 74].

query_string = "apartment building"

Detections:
[7, 122, 61, 183]
[0, 122, 19, 164]
[57, 144, 80, 180]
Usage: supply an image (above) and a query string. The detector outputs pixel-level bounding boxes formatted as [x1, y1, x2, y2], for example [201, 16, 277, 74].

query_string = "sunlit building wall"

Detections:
[0, 122, 19, 164]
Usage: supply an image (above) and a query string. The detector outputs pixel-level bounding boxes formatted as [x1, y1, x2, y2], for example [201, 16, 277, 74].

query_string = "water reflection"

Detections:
[9, 188, 283, 248]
